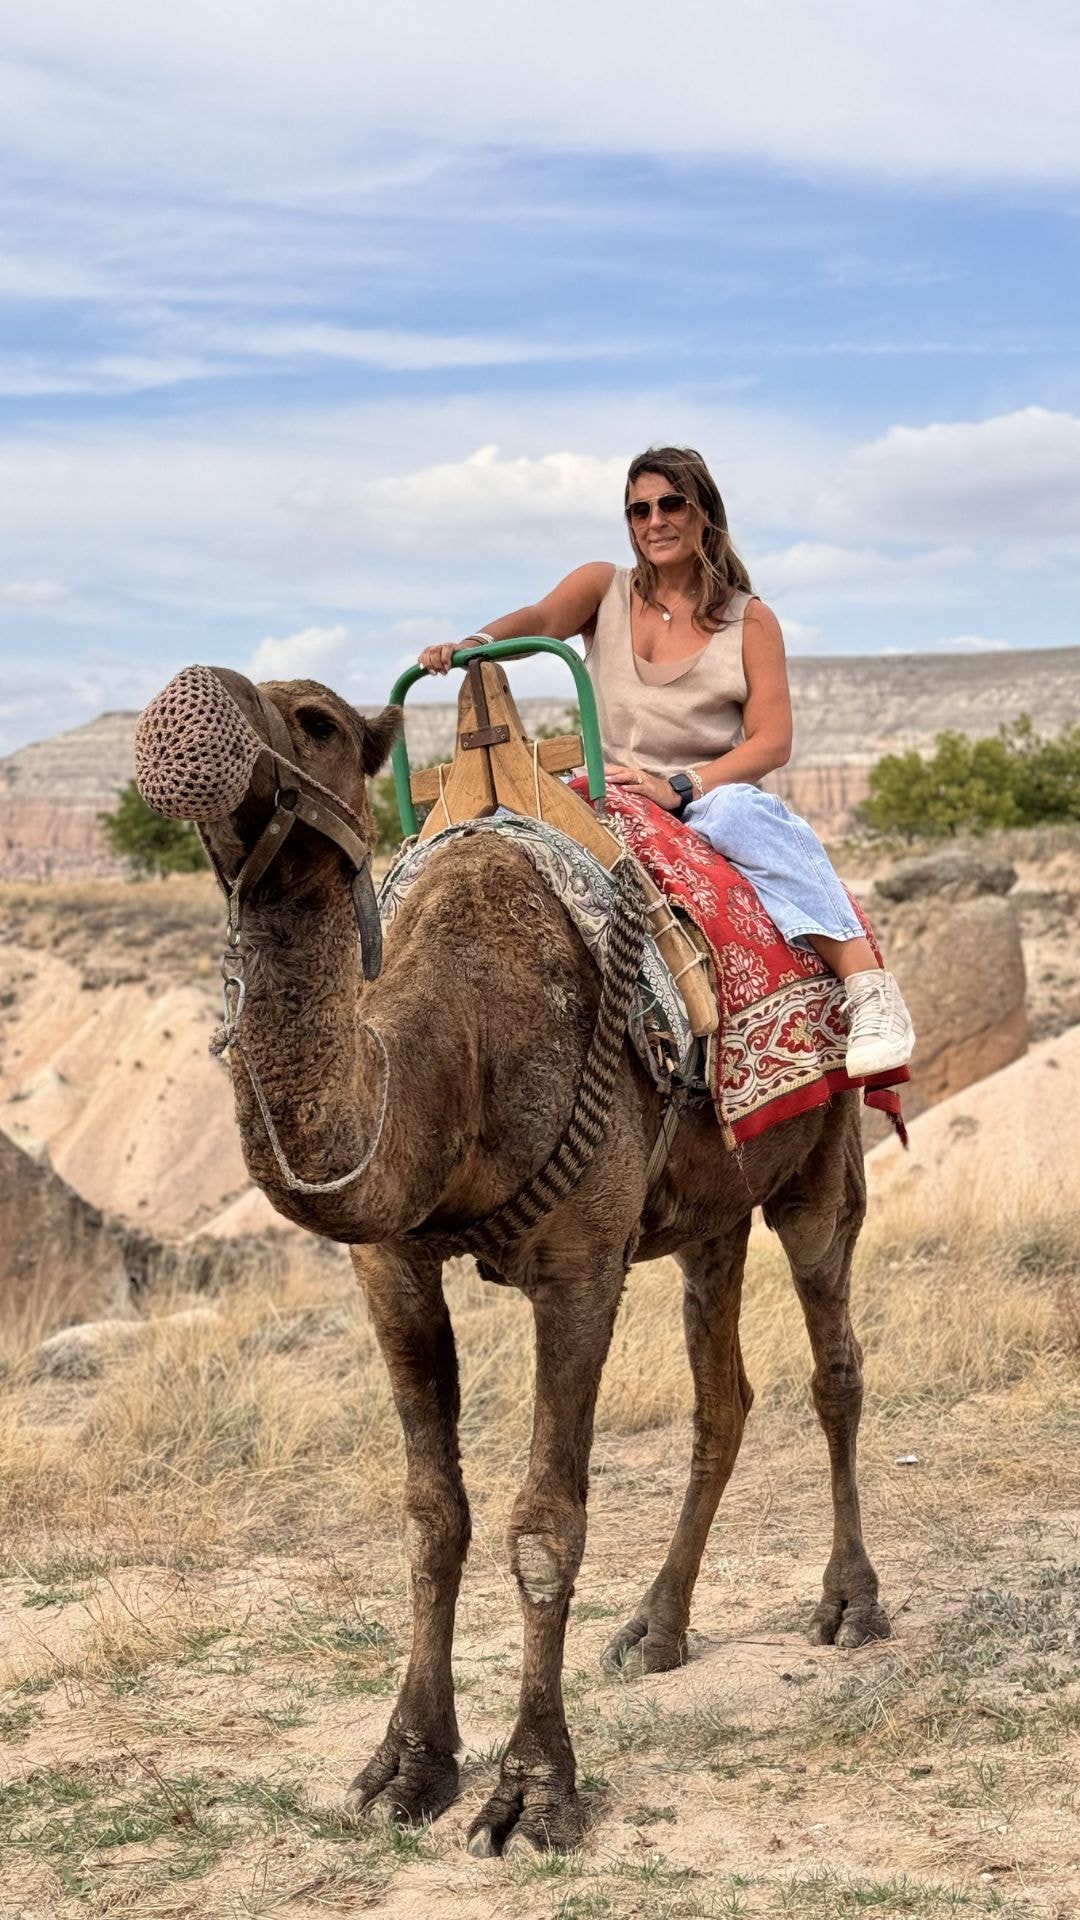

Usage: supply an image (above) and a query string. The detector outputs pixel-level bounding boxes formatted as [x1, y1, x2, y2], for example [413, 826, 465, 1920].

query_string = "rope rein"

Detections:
[229, 1027, 391, 1196]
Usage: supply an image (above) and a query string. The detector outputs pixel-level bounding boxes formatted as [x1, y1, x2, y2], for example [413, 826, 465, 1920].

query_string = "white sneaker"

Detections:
[844, 969, 916, 1078]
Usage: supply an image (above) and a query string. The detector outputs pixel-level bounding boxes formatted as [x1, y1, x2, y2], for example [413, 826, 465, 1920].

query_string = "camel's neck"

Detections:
[227, 879, 466, 1241]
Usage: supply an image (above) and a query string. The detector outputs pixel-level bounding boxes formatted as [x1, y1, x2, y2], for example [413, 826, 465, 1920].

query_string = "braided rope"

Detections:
[423, 854, 646, 1258]
[230, 1027, 391, 1195]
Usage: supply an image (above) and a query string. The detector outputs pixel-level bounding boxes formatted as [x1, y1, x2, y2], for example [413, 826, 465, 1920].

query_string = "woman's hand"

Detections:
[418, 641, 466, 675]
[605, 765, 680, 810]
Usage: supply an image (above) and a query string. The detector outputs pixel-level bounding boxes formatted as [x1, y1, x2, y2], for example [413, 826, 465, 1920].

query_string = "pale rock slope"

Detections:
[866, 1023, 1080, 1212]
[0, 943, 249, 1235]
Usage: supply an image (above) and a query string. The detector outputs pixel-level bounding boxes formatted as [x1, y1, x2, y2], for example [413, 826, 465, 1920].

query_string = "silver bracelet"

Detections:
[468, 630, 496, 644]
[685, 766, 705, 798]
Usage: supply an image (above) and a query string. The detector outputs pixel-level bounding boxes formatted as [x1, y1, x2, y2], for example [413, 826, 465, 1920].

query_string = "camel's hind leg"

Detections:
[601, 1223, 753, 1677]
[764, 1112, 890, 1648]
[346, 1245, 470, 1825]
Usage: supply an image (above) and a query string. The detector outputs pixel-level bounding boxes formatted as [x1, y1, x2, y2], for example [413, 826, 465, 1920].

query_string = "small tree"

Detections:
[860, 715, 1080, 840]
[370, 768, 412, 856]
[100, 781, 208, 878]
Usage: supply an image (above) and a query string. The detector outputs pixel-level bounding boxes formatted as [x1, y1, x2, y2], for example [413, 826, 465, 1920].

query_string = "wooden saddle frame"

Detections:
[403, 654, 717, 1040]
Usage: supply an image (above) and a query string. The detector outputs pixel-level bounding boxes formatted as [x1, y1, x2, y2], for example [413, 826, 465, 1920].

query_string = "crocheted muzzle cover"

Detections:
[134, 665, 269, 822]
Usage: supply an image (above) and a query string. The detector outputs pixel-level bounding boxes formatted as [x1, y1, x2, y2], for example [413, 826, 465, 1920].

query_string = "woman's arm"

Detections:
[418, 562, 614, 674]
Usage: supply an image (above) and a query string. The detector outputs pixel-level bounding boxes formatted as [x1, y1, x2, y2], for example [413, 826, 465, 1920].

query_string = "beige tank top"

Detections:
[586, 567, 753, 776]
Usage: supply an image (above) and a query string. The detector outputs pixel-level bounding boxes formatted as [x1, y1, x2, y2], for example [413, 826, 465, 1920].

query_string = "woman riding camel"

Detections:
[419, 444, 915, 1079]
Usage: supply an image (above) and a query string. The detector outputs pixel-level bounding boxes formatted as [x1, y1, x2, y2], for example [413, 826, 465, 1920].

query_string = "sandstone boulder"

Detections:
[33, 1306, 222, 1380]
[865, 894, 1028, 1143]
[875, 850, 1018, 904]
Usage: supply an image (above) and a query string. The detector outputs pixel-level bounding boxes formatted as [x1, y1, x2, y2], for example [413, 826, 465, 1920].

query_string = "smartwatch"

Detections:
[668, 772, 695, 818]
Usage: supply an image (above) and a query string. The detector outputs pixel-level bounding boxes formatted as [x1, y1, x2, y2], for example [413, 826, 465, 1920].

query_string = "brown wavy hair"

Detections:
[625, 446, 752, 630]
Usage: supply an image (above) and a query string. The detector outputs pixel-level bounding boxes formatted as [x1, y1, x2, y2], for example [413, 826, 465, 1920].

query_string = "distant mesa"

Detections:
[3, 647, 1079, 879]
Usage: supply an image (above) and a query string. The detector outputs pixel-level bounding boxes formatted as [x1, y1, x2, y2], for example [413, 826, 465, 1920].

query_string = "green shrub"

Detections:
[100, 782, 208, 878]
[860, 715, 1080, 840]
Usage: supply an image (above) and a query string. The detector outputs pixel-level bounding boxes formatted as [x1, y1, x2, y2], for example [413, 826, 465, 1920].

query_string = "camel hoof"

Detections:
[346, 1742, 459, 1827]
[837, 1604, 892, 1648]
[467, 1787, 583, 1858]
[344, 1785, 402, 1827]
[602, 1617, 686, 1676]
[808, 1599, 891, 1648]
[504, 1827, 546, 1861]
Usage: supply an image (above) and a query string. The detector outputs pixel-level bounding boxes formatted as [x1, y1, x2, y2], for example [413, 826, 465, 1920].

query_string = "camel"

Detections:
[139, 665, 890, 1861]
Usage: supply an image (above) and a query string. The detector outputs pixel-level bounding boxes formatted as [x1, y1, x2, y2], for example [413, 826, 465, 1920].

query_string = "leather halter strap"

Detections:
[210, 687, 377, 950]
[221, 786, 373, 944]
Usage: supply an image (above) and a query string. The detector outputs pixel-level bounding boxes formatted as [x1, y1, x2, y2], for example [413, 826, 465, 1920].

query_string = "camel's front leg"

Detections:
[347, 1246, 470, 1825]
[468, 1262, 624, 1860]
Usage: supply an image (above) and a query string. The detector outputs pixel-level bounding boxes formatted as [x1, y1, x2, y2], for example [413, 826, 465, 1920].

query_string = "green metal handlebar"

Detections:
[386, 638, 605, 838]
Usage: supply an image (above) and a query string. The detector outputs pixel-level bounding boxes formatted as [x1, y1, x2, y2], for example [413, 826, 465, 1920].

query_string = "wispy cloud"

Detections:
[0, 579, 68, 606]
[5, 4, 1080, 185]
[203, 322, 627, 373]
[816, 406, 1080, 544]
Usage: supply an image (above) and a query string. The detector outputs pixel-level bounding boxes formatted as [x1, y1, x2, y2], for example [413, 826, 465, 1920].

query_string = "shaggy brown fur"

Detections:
[196, 671, 889, 1860]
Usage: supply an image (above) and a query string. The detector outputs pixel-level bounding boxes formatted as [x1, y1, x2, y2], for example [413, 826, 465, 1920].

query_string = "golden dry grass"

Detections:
[0, 1174, 1077, 1578]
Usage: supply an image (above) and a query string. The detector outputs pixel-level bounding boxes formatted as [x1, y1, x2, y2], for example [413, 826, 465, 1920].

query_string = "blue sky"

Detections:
[1, 1, 1078, 754]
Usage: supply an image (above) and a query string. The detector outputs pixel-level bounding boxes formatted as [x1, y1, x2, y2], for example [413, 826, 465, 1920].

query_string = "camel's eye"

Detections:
[297, 706, 338, 743]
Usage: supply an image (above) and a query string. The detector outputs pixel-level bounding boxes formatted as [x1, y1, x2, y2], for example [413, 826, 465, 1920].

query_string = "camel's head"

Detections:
[134, 664, 400, 972]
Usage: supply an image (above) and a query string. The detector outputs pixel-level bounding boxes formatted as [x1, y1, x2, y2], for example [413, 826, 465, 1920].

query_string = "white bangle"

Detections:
[468, 631, 496, 644]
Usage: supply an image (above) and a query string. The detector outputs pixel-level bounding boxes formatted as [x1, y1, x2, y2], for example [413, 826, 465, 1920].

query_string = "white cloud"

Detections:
[816, 407, 1080, 544]
[204, 322, 621, 373]
[3, 3, 1080, 186]
[754, 542, 889, 592]
[248, 624, 350, 680]
[0, 389, 1076, 758]
[0, 578, 68, 606]
[0, 353, 228, 397]
[369, 446, 628, 551]
[751, 539, 985, 614]
[0, 649, 172, 754]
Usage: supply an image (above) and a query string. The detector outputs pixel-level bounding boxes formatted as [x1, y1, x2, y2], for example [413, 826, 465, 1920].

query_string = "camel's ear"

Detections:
[357, 705, 402, 777]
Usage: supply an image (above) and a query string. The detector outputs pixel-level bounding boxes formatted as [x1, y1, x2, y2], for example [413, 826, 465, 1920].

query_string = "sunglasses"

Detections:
[625, 492, 692, 525]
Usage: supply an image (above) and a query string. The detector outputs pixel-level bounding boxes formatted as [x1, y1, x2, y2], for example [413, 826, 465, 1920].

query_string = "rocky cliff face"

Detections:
[0, 712, 136, 880]
[0, 1125, 290, 1336]
[2, 648, 1078, 876]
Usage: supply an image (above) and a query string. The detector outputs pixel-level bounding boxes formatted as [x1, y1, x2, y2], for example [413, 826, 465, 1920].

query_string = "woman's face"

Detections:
[626, 470, 701, 568]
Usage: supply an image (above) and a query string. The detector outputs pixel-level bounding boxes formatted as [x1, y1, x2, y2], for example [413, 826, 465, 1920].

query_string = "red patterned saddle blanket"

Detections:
[578, 784, 908, 1147]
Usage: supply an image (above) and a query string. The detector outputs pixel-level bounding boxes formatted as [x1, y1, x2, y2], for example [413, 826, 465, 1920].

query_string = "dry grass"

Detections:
[0, 1178, 1077, 1575]
[2, 1174, 1079, 1916]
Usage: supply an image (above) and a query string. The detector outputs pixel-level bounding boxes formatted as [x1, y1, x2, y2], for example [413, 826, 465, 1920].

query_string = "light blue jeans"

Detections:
[682, 782, 864, 948]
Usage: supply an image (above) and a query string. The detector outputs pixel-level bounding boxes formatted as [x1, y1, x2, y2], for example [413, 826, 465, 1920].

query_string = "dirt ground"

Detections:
[2, 1205, 1079, 1919]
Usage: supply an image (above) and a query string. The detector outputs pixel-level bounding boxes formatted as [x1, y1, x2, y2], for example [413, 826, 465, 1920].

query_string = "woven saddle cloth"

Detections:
[379, 812, 694, 1092]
